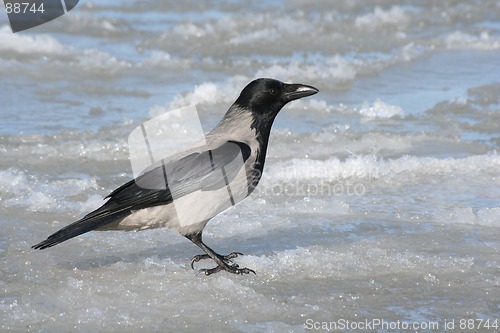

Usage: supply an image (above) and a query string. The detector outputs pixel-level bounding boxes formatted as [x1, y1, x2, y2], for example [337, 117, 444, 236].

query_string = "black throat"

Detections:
[248, 110, 280, 191]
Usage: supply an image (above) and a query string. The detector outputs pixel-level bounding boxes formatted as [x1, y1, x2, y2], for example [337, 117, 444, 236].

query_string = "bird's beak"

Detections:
[283, 83, 319, 103]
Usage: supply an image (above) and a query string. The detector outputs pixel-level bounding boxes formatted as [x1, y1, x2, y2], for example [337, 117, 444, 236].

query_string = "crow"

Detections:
[32, 78, 318, 275]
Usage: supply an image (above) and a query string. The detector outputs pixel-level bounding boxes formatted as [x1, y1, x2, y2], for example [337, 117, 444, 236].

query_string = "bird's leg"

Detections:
[185, 233, 255, 276]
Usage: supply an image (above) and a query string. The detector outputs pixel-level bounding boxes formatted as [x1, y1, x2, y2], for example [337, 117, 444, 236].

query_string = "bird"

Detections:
[32, 78, 319, 275]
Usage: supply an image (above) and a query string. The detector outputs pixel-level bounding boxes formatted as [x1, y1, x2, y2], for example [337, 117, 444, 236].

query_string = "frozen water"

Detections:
[1, 0, 499, 332]
[358, 99, 404, 119]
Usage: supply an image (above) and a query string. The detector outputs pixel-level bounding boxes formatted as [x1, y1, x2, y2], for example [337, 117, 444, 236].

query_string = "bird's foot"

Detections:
[190, 252, 255, 276]
[190, 251, 242, 269]
[198, 265, 256, 276]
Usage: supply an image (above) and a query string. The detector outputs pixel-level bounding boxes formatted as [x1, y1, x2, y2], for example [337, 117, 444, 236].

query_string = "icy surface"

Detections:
[1, 0, 499, 332]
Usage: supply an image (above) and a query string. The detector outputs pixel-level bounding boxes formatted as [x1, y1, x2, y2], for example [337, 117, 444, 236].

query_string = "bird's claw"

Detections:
[224, 252, 244, 260]
[198, 265, 256, 276]
[190, 251, 243, 269]
[197, 266, 222, 276]
[190, 252, 255, 276]
[190, 254, 210, 269]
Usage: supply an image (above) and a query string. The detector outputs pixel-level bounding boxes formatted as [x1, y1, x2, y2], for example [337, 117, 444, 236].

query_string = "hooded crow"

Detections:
[32, 78, 319, 275]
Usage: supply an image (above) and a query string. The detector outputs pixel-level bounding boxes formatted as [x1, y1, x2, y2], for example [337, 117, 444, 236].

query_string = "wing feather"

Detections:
[32, 140, 251, 249]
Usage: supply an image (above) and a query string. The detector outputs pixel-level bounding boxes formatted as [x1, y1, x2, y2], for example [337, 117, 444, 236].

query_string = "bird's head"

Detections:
[236, 78, 318, 114]
[231, 78, 318, 133]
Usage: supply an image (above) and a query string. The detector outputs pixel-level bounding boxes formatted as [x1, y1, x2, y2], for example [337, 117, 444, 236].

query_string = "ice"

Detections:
[0, 168, 30, 195]
[170, 12, 314, 46]
[173, 22, 210, 38]
[355, 6, 410, 30]
[397, 42, 428, 62]
[358, 98, 404, 119]
[0, 25, 68, 55]
[1, 0, 500, 331]
[76, 49, 131, 72]
[224, 12, 314, 45]
[256, 55, 357, 82]
[0, 25, 129, 75]
[237, 241, 477, 280]
[1, 168, 100, 214]
[444, 31, 500, 50]
[290, 98, 335, 114]
[467, 82, 500, 106]
[435, 207, 500, 227]
[64, 13, 119, 34]
[143, 51, 190, 69]
[264, 154, 500, 184]
[477, 207, 500, 227]
[229, 27, 279, 45]
[164, 76, 249, 110]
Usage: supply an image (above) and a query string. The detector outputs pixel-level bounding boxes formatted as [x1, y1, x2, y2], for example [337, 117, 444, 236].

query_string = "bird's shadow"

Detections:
[56, 224, 334, 271]
[58, 240, 193, 271]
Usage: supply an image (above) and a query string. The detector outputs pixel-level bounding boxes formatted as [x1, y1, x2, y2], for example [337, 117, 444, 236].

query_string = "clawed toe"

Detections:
[190, 254, 211, 269]
[224, 252, 243, 260]
[197, 266, 223, 276]
[190, 251, 244, 270]
[198, 265, 256, 276]
[190, 251, 255, 275]
[231, 267, 256, 275]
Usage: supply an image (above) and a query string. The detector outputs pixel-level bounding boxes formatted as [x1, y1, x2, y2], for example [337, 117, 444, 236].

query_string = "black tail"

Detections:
[32, 210, 130, 250]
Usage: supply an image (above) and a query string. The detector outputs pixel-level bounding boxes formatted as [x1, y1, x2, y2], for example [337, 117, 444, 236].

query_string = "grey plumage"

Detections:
[32, 78, 318, 275]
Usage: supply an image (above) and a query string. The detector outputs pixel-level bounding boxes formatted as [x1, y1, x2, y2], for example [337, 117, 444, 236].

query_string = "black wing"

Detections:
[32, 141, 251, 249]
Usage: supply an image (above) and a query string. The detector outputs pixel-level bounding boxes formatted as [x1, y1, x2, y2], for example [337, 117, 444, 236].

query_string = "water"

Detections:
[1, 1, 499, 332]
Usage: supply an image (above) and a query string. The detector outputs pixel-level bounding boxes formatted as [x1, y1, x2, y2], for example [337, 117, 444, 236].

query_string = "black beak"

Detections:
[283, 83, 319, 103]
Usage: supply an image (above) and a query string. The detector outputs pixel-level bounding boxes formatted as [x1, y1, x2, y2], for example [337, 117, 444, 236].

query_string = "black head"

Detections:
[233, 78, 318, 131]
[235, 78, 318, 112]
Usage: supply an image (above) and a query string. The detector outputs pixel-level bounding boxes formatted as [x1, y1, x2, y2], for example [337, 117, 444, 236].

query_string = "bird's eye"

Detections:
[268, 89, 278, 96]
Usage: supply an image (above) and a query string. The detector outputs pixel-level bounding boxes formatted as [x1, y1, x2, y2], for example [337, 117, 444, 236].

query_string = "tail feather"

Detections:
[32, 210, 130, 250]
